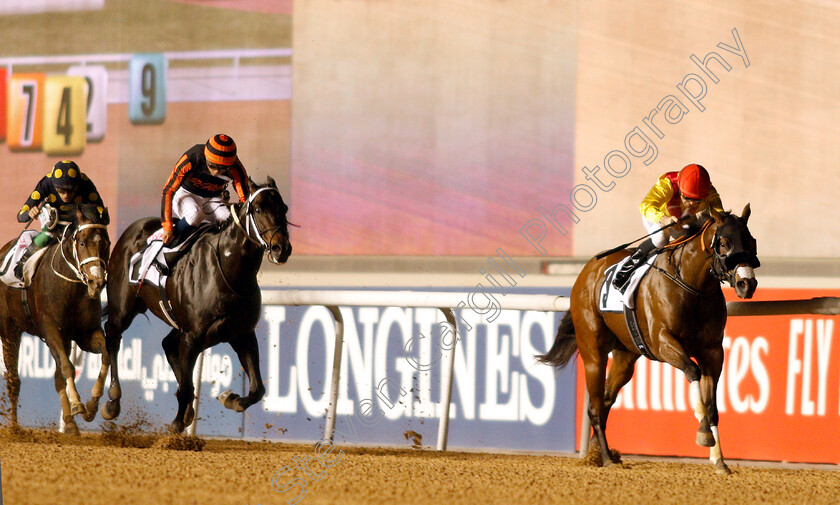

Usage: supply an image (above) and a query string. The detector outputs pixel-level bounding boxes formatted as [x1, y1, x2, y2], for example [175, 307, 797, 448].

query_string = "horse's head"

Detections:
[70, 205, 111, 298]
[240, 176, 293, 264]
[709, 204, 759, 299]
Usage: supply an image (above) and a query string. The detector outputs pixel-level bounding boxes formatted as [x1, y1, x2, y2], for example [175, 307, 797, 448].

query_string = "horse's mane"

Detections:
[62, 203, 109, 227]
[671, 209, 733, 241]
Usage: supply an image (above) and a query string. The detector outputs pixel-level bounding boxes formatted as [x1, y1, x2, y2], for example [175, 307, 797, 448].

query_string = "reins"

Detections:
[649, 220, 714, 297]
[51, 222, 109, 285]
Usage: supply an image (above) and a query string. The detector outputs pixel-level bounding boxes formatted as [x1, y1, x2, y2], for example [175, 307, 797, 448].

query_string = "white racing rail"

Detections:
[188, 289, 570, 448]
[136, 291, 840, 452]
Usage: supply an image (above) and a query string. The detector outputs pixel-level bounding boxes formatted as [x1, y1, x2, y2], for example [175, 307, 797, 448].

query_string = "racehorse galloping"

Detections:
[539, 205, 759, 474]
[0, 205, 111, 434]
[104, 177, 292, 432]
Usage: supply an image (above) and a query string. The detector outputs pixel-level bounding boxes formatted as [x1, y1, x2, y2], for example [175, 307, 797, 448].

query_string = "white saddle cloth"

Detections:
[599, 254, 657, 312]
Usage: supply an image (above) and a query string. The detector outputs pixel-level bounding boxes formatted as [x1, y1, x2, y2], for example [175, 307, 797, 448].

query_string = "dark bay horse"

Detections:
[0, 204, 111, 434]
[104, 177, 292, 432]
[539, 205, 759, 474]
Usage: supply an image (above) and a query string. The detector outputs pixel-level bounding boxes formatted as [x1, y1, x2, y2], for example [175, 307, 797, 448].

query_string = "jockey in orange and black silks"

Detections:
[14, 160, 105, 278]
[160, 134, 250, 245]
[613, 163, 725, 289]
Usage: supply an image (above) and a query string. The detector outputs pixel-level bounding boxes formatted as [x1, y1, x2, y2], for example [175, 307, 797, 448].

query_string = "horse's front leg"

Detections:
[47, 336, 85, 418]
[102, 320, 124, 420]
[53, 365, 79, 435]
[81, 329, 110, 422]
[219, 330, 265, 413]
[697, 346, 730, 474]
[169, 336, 200, 434]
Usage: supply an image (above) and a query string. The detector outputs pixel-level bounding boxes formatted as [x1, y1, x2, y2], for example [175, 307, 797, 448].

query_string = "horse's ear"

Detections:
[74, 205, 85, 222]
[248, 176, 258, 192]
[267, 175, 277, 188]
[709, 205, 725, 225]
[741, 203, 751, 224]
[100, 207, 110, 226]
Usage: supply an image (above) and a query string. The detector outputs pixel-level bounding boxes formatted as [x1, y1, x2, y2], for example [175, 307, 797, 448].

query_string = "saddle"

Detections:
[599, 254, 659, 360]
[128, 222, 213, 288]
[0, 231, 49, 289]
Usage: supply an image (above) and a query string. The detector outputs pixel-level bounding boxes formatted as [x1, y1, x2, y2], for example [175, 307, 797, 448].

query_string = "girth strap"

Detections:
[623, 305, 656, 360]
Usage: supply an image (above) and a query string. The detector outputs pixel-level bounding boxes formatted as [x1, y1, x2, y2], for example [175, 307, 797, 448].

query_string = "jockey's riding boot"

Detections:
[14, 242, 40, 279]
[171, 218, 197, 248]
[612, 239, 655, 290]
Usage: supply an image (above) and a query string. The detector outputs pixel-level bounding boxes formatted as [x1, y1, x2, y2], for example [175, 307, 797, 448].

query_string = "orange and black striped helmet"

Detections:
[205, 134, 238, 167]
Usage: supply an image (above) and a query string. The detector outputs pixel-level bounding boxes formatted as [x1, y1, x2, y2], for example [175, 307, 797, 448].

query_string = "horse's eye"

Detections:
[79, 241, 86, 247]
[255, 207, 261, 213]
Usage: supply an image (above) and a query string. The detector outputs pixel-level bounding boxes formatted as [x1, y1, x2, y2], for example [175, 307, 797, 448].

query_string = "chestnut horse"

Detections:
[0, 204, 111, 434]
[103, 177, 292, 432]
[539, 205, 759, 474]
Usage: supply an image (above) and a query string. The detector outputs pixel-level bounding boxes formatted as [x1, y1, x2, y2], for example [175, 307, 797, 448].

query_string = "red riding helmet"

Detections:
[677, 164, 711, 200]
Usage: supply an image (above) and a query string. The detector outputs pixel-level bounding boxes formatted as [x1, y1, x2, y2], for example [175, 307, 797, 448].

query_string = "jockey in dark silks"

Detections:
[14, 160, 105, 278]
[612, 163, 726, 289]
[160, 134, 250, 246]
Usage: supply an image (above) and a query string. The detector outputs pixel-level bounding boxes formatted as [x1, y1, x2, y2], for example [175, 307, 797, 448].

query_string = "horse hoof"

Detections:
[183, 404, 195, 427]
[218, 390, 241, 411]
[82, 398, 101, 422]
[169, 420, 185, 434]
[101, 400, 121, 420]
[62, 417, 80, 436]
[696, 431, 715, 447]
[70, 402, 86, 416]
[715, 461, 732, 475]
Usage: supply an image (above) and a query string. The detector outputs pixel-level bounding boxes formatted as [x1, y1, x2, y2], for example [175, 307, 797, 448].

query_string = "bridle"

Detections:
[654, 216, 758, 294]
[51, 221, 109, 285]
[704, 220, 760, 286]
[230, 186, 288, 264]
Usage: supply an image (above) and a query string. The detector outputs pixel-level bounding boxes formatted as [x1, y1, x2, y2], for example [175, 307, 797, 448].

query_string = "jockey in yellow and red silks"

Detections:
[160, 134, 250, 245]
[612, 163, 725, 289]
[14, 160, 105, 278]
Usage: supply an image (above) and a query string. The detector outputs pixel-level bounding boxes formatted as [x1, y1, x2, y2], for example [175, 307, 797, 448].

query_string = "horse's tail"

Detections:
[536, 311, 578, 368]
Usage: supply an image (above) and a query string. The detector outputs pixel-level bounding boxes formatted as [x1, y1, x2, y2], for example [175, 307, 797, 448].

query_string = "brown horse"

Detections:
[103, 177, 291, 432]
[0, 204, 111, 434]
[539, 205, 759, 474]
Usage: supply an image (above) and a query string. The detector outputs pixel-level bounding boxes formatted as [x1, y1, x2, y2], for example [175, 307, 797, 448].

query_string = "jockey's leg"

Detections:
[14, 230, 52, 278]
[612, 238, 655, 289]
[209, 197, 231, 228]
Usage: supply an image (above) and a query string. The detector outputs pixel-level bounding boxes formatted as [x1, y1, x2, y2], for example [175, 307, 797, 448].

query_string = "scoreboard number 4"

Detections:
[43, 76, 86, 155]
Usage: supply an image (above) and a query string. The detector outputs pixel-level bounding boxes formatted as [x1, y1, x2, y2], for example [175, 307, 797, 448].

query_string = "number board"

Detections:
[67, 65, 107, 142]
[7, 73, 45, 151]
[129, 53, 167, 125]
[43, 76, 87, 155]
[0, 67, 7, 142]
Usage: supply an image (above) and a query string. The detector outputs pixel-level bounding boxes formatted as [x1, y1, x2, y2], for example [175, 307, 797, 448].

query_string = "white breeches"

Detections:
[172, 187, 230, 227]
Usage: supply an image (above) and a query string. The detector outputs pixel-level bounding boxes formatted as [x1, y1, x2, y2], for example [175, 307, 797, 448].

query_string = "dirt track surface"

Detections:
[1, 429, 839, 505]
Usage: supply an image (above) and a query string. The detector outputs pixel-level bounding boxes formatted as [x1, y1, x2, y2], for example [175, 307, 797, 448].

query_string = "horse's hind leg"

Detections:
[2, 330, 22, 429]
[697, 346, 730, 474]
[603, 349, 640, 431]
[219, 330, 265, 413]
[580, 345, 615, 467]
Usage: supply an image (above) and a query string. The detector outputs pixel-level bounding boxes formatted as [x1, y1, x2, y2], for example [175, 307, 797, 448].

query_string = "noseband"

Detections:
[53, 222, 109, 285]
[704, 221, 760, 285]
[231, 187, 287, 264]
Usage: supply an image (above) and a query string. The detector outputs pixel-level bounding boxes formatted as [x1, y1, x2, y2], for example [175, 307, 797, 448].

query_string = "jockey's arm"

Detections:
[17, 178, 49, 223]
[706, 184, 725, 214]
[230, 160, 250, 202]
[161, 154, 192, 233]
[639, 176, 674, 224]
